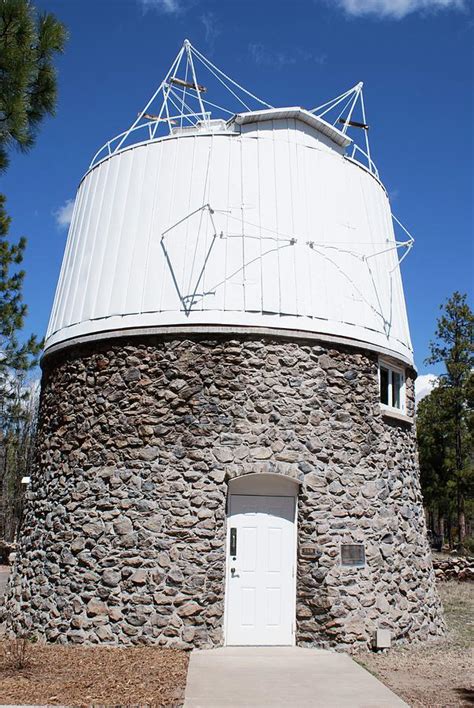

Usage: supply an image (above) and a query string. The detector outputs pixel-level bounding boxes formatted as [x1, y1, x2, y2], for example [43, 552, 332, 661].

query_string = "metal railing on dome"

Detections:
[348, 144, 379, 180]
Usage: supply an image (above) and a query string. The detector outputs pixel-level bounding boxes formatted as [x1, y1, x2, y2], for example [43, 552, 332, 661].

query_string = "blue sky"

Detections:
[1, 0, 472, 378]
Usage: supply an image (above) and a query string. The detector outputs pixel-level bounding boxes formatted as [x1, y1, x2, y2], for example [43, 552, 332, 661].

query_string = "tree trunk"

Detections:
[454, 389, 466, 546]
[439, 515, 445, 546]
[458, 505, 466, 549]
[456, 477, 466, 547]
[447, 516, 453, 550]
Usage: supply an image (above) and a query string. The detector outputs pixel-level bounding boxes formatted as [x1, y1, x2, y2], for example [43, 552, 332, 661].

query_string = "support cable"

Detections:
[190, 43, 273, 109]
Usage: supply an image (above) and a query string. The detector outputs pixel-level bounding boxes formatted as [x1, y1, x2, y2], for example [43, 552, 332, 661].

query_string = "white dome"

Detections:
[46, 40, 414, 365]
[46, 108, 413, 364]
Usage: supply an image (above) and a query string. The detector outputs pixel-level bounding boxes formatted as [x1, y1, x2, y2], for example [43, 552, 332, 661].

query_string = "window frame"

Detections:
[378, 359, 406, 414]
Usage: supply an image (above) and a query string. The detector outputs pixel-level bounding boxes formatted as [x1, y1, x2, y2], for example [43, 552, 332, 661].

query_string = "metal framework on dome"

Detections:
[311, 82, 376, 178]
[89, 39, 375, 175]
[89, 39, 273, 169]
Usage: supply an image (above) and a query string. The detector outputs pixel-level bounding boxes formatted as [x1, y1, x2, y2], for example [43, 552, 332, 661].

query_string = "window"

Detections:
[379, 361, 405, 412]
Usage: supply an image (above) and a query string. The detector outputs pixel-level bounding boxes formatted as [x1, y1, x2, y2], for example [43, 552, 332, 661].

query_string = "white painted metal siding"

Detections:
[46, 114, 413, 363]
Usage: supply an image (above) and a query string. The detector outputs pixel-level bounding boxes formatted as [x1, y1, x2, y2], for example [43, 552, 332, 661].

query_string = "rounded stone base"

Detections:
[3, 333, 445, 650]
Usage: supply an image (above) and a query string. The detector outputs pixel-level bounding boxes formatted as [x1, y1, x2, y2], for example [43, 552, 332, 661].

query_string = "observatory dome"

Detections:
[46, 73, 413, 365]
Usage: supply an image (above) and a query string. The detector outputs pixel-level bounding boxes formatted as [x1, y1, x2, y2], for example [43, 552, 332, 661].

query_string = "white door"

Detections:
[225, 494, 296, 646]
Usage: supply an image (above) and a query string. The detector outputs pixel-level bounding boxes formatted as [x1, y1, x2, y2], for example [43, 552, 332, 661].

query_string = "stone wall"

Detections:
[432, 555, 474, 582]
[3, 334, 445, 650]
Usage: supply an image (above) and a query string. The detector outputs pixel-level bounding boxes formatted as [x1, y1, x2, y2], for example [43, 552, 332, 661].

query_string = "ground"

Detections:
[0, 644, 189, 706]
[356, 581, 474, 707]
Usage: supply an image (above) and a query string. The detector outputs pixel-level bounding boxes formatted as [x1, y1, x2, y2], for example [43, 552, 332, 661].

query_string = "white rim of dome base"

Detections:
[42, 323, 415, 370]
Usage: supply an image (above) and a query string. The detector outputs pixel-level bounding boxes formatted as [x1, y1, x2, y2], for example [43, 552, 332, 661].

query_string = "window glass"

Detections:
[392, 372, 401, 409]
[380, 367, 389, 405]
[379, 362, 405, 411]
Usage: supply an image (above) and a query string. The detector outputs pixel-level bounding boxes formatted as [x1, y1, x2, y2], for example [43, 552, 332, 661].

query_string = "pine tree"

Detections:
[0, 0, 67, 170]
[417, 385, 455, 545]
[425, 292, 474, 547]
[0, 194, 42, 542]
[0, 194, 42, 397]
[0, 1, 66, 541]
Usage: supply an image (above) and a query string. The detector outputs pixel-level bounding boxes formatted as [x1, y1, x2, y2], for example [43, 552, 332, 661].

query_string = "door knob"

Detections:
[231, 567, 237, 576]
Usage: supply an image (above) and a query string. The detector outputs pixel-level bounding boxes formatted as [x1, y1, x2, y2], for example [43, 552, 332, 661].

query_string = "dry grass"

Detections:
[356, 581, 474, 707]
[0, 644, 189, 707]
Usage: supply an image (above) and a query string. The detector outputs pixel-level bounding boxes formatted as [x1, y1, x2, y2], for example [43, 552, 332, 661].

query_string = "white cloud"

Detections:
[333, 0, 465, 18]
[54, 199, 75, 229]
[415, 373, 438, 405]
[138, 0, 182, 14]
[201, 11, 221, 50]
[249, 43, 326, 68]
[249, 43, 296, 67]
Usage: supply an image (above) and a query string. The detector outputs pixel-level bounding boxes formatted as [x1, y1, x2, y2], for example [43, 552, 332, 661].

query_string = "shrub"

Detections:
[1, 634, 35, 669]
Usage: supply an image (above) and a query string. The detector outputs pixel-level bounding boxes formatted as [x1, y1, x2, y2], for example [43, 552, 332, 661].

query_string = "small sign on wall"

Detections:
[341, 543, 365, 567]
[299, 544, 321, 560]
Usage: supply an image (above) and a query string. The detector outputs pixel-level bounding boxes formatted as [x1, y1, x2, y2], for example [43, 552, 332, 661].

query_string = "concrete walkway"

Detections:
[184, 647, 408, 708]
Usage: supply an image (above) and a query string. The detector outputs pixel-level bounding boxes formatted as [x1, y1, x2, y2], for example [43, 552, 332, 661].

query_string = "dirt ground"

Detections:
[0, 644, 189, 707]
[356, 581, 474, 708]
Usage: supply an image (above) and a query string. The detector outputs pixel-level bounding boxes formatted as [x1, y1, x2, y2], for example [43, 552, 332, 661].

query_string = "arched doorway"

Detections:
[224, 474, 299, 646]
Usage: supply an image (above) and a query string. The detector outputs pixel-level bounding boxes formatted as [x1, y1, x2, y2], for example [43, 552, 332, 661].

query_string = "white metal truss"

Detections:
[89, 39, 377, 179]
[311, 82, 375, 176]
[89, 39, 273, 168]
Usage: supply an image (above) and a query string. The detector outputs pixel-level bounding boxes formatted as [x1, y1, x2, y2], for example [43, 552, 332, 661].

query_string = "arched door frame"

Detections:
[223, 472, 300, 646]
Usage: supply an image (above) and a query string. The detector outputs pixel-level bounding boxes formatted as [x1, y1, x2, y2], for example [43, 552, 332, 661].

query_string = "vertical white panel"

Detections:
[190, 135, 214, 312]
[360, 171, 392, 336]
[267, 527, 282, 572]
[75, 161, 110, 322]
[305, 148, 330, 325]
[241, 588, 256, 627]
[150, 138, 181, 313]
[342, 164, 371, 331]
[60, 167, 100, 327]
[265, 588, 281, 627]
[274, 122, 297, 315]
[174, 136, 198, 304]
[103, 151, 134, 316]
[259, 123, 280, 313]
[241, 527, 257, 571]
[223, 137, 244, 311]
[48, 179, 85, 334]
[201, 136, 230, 311]
[334, 154, 363, 329]
[93, 153, 131, 319]
[240, 136, 261, 312]
[181, 136, 213, 312]
[288, 127, 311, 318]
[109, 148, 147, 313]
[125, 143, 162, 315]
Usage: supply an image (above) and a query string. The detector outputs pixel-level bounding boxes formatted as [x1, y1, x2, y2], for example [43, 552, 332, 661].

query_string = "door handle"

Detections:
[231, 567, 239, 578]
